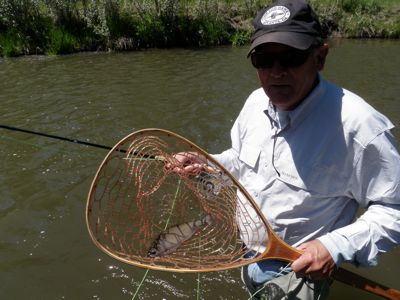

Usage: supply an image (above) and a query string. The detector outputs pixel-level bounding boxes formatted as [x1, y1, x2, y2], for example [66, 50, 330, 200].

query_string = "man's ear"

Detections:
[316, 43, 329, 71]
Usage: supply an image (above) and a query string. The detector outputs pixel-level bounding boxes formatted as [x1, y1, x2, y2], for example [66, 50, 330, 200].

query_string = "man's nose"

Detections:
[269, 60, 288, 78]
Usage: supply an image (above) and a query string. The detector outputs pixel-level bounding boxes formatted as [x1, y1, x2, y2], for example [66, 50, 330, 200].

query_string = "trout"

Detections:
[148, 215, 213, 257]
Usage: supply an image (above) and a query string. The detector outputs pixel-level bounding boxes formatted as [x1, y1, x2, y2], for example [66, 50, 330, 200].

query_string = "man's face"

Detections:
[254, 43, 328, 111]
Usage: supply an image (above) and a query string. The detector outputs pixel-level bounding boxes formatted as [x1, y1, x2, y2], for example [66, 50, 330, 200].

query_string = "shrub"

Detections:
[0, 30, 27, 56]
[46, 26, 79, 55]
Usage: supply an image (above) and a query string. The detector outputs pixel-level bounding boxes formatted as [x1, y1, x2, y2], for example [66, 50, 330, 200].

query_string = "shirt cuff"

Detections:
[211, 149, 240, 178]
[317, 232, 356, 267]
[211, 151, 232, 167]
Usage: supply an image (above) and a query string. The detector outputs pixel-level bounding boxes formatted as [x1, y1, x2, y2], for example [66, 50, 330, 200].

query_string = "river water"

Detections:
[0, 39, 399, 299]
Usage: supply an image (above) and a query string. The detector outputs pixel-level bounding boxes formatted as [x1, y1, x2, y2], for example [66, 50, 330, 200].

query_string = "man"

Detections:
[176, 0, 400, 299]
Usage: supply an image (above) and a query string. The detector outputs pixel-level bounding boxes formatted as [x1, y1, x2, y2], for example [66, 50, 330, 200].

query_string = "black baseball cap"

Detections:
[248, 0, 323, 56]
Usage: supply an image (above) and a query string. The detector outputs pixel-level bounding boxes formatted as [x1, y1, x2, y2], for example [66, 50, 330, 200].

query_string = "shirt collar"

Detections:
[265, 103, 291, 130]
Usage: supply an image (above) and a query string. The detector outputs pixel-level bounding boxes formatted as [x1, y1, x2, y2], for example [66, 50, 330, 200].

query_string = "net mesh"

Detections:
[86, 129, 269, 272]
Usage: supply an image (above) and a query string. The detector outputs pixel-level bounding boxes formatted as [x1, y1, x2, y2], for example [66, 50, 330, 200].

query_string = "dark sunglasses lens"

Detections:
[281, 50, 310, 67]
[251, 53, 273, 69]
[251, 49, 311, 69]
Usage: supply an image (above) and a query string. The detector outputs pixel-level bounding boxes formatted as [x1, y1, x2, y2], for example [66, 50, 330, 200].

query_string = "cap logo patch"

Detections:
[261, 6, 290, 25]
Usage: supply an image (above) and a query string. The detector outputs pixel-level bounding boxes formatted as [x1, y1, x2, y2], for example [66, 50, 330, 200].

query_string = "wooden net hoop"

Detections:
[86, 128, 282, 272]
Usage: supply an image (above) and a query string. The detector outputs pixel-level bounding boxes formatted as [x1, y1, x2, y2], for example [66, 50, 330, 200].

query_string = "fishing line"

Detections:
[196, 216, 202, 300]
[248, 262, 292, 300]
[196, 272, 201, 300]
[131, 269, 150, 300]
[247, 262, 328, 300]
[131, 179, 203, 300]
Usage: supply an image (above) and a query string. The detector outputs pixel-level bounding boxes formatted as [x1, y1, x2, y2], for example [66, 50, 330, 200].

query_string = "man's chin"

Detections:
[266, 87, 293, 101]
[268, 96, 295, 110]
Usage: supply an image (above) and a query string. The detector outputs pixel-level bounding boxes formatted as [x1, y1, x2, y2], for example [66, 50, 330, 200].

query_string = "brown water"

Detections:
[0, 39, 399, 299]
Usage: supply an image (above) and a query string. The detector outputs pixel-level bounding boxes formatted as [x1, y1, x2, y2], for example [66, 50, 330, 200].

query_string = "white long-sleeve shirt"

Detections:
[213, 76, 400, 267]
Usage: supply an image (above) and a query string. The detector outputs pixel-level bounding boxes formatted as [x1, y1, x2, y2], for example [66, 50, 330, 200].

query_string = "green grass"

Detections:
[0, 0, 399, 57]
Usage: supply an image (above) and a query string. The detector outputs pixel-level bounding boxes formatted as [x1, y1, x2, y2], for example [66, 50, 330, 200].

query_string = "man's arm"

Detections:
[293, 131, 400, 278]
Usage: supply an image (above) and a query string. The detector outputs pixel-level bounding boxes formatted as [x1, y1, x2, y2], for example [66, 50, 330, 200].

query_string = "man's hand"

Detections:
[291, 239, 336, 280]
[167, 152, 208, 175]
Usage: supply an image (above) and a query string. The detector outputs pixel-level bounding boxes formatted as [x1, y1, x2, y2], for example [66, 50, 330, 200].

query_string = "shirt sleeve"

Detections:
[212, 148, 240, 178]
[318, 131, 400, 266]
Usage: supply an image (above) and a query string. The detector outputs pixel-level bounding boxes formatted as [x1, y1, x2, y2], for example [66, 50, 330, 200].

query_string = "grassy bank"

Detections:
[0, 0, 399, 57]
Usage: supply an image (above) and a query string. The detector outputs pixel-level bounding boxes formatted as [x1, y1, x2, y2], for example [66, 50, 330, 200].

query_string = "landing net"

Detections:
[86, 129, 269, 272]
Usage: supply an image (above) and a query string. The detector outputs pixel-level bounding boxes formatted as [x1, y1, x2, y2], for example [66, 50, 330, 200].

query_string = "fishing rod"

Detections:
[0, 124, 113, 150]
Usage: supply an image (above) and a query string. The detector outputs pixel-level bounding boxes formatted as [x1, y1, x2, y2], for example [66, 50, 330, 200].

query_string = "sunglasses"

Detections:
[250, 48, 313, 69]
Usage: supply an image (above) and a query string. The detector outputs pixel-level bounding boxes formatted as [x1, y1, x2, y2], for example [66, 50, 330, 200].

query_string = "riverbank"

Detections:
[0, 0, 399, 57]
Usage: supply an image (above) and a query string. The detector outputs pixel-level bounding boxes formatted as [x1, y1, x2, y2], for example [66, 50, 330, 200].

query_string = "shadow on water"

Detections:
[0, 39, 399, 299]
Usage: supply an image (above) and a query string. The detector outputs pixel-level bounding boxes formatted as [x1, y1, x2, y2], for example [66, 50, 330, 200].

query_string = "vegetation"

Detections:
[0, 0, 399, 57]
[309, 0, 400, 38]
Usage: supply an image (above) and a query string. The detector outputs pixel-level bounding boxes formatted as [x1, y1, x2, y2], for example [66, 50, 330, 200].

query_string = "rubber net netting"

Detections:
[86, 130, 269, 271]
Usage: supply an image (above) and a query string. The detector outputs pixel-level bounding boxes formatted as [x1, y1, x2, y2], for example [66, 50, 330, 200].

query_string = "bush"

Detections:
[339, 0, 381, 14]
[0, 0, 399, 56]
[0, 30, 27, 56]
[46, 26, 79, 55]
[0, 0, 53, 55]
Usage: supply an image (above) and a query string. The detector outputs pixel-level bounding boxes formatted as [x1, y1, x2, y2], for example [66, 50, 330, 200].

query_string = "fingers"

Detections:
[292, 251, 317, 279]
[291, 251, 313, 273]
[172, 163, 205, 175]
[165, 152, 208, 175]
[292, 240, 336, 280]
